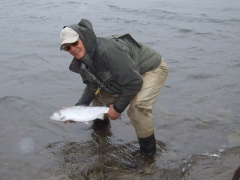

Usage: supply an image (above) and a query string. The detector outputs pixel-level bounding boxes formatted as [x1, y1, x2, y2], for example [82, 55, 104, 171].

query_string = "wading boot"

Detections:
[138, 134, 156, 156]
[93, 118, 110, 127]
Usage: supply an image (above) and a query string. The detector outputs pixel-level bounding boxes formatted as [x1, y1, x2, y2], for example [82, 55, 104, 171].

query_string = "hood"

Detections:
[66, 19, 97, 73]
[67, 19, 97, 59]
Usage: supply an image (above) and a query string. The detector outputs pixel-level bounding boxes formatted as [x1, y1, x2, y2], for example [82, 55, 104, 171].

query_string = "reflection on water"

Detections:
[46, 124, 169, 179]
[0, 96, 239, 179]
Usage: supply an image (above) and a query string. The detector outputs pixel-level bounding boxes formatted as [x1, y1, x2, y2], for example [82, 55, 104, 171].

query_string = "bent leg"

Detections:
[128, 59, 168, 156]
[92, 90, 120, 127]
[127, 59, 168, 138]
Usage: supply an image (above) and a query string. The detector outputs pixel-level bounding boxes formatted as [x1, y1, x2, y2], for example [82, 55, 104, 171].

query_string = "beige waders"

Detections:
[92, 59, 168, 138]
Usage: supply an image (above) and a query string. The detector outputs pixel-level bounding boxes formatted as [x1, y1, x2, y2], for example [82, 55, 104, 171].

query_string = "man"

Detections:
[60, 19, 168, 156]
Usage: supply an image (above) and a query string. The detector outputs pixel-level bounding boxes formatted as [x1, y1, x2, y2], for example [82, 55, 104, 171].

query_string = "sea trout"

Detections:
[50, 106, 109, 124]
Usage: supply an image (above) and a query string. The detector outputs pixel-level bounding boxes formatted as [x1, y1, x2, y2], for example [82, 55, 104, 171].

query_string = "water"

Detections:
[0, 0, 239, 179]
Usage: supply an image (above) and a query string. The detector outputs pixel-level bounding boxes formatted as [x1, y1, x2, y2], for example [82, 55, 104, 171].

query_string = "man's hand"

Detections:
[63, 120, 76, 124]
[108, 104, 120, 120]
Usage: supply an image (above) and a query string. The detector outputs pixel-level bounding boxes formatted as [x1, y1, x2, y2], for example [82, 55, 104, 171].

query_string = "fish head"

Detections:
[49, 111, 61, 121]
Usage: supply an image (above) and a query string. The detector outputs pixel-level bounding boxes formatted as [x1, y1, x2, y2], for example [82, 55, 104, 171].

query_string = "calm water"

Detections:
[0, 0, 239, 179]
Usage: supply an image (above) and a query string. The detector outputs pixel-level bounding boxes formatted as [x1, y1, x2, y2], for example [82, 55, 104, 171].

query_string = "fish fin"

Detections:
[60, 116, 66, 121]
[83, 121, 89, 125]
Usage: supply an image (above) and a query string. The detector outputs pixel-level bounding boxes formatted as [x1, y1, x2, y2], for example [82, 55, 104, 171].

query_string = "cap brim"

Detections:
[60, 36, 79, 51]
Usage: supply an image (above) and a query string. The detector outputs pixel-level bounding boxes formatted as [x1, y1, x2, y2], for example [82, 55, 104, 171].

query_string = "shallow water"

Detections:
[0, 0, 240, 179]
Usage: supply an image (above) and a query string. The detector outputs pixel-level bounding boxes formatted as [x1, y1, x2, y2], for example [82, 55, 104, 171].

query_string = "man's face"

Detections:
[65, 39, 86, 59]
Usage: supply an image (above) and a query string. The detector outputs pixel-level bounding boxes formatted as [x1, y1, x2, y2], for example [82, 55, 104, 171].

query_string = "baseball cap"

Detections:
[60, 27, 79, 50]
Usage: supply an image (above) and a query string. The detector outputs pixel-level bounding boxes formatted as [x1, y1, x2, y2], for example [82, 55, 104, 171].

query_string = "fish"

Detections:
[49, 106, 109, 124]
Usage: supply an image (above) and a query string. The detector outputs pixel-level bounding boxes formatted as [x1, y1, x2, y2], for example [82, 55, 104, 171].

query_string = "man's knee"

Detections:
[127, 100, 151, 118]
[127, 104, 154, 138]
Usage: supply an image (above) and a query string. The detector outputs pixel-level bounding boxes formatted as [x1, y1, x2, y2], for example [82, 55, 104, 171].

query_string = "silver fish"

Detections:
[50, 106, 109, 124]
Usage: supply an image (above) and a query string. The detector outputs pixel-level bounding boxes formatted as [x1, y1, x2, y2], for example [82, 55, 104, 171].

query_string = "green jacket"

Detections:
[66, 19, 162, 113]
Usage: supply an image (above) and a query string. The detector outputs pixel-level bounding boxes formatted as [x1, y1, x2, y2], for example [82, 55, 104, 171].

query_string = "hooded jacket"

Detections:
[66, 19, 162, 113]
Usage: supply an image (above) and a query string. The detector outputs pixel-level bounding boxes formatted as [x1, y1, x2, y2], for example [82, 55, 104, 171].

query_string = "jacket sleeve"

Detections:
[101, 44, 143, 113]
[76, 85, 95, 106]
